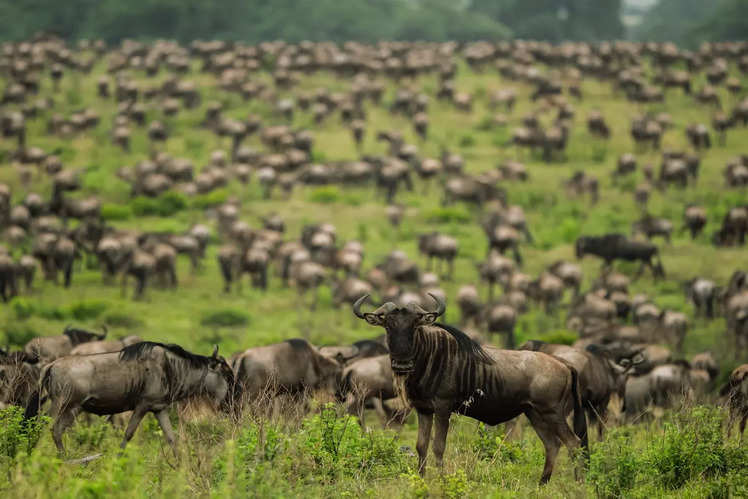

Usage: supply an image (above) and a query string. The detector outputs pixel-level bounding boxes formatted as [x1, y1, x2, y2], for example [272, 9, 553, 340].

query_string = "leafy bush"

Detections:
[440, 469, 469, 498]
[11, 297, 35, 320]
[3, 324, 38, 347]
[425, 207, 472, 224]
[0, 407, 48, 463]
[301, 404, 406, 479]
[200, 309, 250, 328]
[588, 426, 641, 497]
[647, 406, 730, 490]
[459, 134, 476, 148]
[472, 423, 521, 463]
[100, 203, 133, 221]
[131, 192, 188, 217]
[542, 330, 578, 346]
[67, 300, 108, 321]
[103, 312, 144, 329]
[308, 186, 341, 204]
[192, 189, 228, 209]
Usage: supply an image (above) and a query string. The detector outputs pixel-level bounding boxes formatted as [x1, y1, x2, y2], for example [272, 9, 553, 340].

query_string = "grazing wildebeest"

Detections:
[418, 232, 458, 279]
[720, 364, 748, 441]
[24, 342, 234, 454]
[232, 339, 342, 405]
[520, 340, 644, 438]
[352, 294, 587, 484]
[24, 325, 108, 362]
[684, 278, 717, 318]
[575, 234, 665, 279]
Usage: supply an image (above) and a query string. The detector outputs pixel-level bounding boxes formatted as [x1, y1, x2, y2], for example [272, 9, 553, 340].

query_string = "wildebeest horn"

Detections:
[98, 325, 108, 339]
[428, 293, 446, 317]
[353, 294, 370, 318]
[212, 345, 219, 358]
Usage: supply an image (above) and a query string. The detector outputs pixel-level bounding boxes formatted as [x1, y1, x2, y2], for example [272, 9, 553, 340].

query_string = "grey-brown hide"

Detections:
[70, 335, 143, 355]
[24, 325, 107, 362]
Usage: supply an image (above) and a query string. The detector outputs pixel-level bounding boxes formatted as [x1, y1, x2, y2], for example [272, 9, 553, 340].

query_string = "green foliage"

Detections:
[0, 407, 48, 463]
[307, 186, 342, 204]
[588, 426, 641, 497]
[301, 404, 406, 480]
[200, 309, 249, 328]
[100, 203, 133, 221]
[130, 192, 187, 217]
[192, 189, 228, 210]
[425, 207, 472, 224]
[103, 312, 144, 329]
[67, 300, 108, 321]
[440, 469, 469, 498]
[473, 423, 522, 463]
[542, 330, 578, 346]
[2, 324, 38, 347]
[458, 134, 476, 148]
[11, 297, 35, 320]
[647, 407, 731, 490]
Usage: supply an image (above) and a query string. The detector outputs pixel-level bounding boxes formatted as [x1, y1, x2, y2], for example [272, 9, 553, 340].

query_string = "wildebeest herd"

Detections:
[0, 34, 747, 485]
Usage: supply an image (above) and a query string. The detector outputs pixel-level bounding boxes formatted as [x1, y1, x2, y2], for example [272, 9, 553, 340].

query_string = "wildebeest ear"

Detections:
[212, 345, 219, 358]
[363, 313, 383, 326]
[418, 312, 438, 325]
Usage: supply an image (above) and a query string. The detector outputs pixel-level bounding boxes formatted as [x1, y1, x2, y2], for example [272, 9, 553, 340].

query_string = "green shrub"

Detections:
[440, 469, 469, 498]
[192, 189, 228, 209]
[588, 426, 641, 498]
[100, 203, 133, 221]
[542, 330, 578, 346]
[103, 312, 144, 329]
[647, 406, 730, 490]
[308, 186, 341, 204]
[425, 206, 472, 224]
[200, 309, 250, 328]
[131, 192, 188, 217]
[301, 403, 406, 479]
[459, 134, 476, 148]
[0, 407, 48, 463]
[66, 300, 108, 321]
[3, 324, 38, 347]
[11, 297, 35, 320]
[472, 423, 521, 463]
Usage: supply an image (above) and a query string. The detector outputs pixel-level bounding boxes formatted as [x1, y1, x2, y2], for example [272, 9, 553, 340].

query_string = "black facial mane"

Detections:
[434, 323, 494, 364]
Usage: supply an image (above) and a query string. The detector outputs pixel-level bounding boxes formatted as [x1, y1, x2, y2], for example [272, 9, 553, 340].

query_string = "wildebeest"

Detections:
[352, 294, 587, 484]
[338, 354, 407, 427]
[24, 325, 108, 362]
[575, 234, 665, 279]
[24, 342, 234, 454]
[720, 364, 748, 441]
[70, 335, 143, 355]
[520, 340, 644, 438]
[0, 351, 40, 409]
[232, 338, 342, 405]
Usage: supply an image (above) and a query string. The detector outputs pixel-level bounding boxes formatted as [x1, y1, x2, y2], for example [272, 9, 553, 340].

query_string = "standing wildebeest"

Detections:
[24, 342, 234, 454]
[683, 205, 707, 240]
[520, 341, 644, 438]
[720, 364, 748, 441]
[685, 278, 717, 318]
[24, 325, 108, 362]
[418, 232, 458, 279]
[575, 234, 665, 279]
[632, 215, 673, 243]
[232, 339, 342, 405]
[352, 294, 588, 484]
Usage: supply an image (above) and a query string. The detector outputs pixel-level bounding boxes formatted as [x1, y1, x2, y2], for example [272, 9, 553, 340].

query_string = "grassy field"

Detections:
[1, 46, 747, 497]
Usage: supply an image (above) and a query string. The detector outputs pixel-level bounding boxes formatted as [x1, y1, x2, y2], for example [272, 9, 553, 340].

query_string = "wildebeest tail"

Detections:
[568, 365, 589, 455]
[23, 364, 52, 421]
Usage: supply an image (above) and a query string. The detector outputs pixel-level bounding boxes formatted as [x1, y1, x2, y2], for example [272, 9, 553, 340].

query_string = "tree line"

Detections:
[0, 0, 743, 45]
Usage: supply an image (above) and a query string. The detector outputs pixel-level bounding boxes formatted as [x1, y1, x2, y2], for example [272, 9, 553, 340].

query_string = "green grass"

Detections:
[0, 47, 747, 498]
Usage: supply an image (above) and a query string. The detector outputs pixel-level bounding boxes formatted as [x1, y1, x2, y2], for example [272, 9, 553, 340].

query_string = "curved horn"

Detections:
[352, 294, 370, 319]
[428, 293, 446, 317]
[212, 345, 219, 358]
[99, 325, 108, 339]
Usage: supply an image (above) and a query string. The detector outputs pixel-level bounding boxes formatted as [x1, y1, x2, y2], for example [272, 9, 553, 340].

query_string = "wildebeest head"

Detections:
[203, 345, 236, 414]
[353, 293, 445, 373]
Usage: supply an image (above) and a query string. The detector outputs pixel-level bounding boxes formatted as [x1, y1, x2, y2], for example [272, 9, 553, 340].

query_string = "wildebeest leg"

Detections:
[52, 406, 79, 454]
[739, 415, 746, 443]
[370, 397, 388, 427]
[416, 411, 433, 475]
[345, 392, 365, 427]
[432, 412, 451, 469]
[120, 406, 148, 449]
[526, 410, 562, 485]
[504, 329, 516, 350]
[155, 409, 177, 456]
[634, 262, 645, 281]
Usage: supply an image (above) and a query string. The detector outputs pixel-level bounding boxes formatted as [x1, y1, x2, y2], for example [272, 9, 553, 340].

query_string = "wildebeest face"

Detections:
[205, 346, 236, 413]
[353, 294, 445, 374]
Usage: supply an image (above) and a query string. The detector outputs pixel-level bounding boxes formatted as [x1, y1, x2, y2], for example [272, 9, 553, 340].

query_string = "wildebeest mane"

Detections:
[434, 323, 494, 364]
[120, 341, 212, 369]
